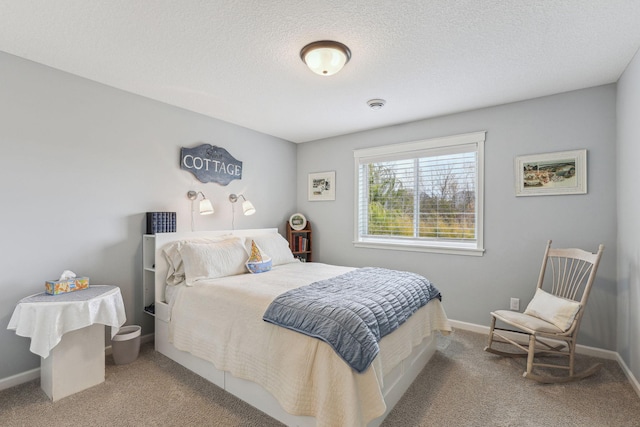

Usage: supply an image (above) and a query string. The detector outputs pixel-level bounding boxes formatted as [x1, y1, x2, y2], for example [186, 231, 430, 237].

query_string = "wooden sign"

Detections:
[180, 144, 243, 185]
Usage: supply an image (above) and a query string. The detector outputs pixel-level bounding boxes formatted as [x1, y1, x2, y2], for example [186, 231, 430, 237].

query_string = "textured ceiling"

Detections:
[1, 1, 640, 143]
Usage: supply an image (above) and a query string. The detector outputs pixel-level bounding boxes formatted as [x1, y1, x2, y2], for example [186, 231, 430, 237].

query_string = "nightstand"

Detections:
[7, 285, 126, 401]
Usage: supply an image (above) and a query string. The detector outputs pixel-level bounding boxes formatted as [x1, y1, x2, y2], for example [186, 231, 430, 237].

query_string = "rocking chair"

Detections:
[484, 240, 605, 383]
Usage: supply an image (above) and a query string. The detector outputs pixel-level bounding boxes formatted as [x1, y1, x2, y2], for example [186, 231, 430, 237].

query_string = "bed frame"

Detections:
[153, 229, 438, 427]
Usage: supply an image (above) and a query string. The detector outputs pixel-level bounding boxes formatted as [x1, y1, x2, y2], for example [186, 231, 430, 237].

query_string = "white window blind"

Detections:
[353, 132, 485, 256]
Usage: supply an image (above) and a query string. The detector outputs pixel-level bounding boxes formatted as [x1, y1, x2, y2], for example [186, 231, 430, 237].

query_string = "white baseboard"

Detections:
[0, 367, 40, 392]
[0, 333, 155, 392]
[449, 319, 640, 398]
[617, 353, 640, 398]
[449, 319, 618, 359]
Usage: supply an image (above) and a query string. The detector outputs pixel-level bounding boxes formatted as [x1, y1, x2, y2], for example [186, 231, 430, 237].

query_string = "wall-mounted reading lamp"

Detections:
[187, 190, 214, 231]
[187, 191, 214, 215]
[228, 193, 255, 230]
[228, 194, 256, 216]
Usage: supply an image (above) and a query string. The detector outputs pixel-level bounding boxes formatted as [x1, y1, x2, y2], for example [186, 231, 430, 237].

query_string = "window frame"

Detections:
[353, 131, 485, 256]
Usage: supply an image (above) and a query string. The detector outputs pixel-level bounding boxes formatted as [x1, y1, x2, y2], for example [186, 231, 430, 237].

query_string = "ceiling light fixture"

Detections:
[300, 40, 351, 76]
[367, 99, 386, 110]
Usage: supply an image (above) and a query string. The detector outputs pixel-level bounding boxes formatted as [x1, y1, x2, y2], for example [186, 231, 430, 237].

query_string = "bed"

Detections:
[153, 228, 451, 427]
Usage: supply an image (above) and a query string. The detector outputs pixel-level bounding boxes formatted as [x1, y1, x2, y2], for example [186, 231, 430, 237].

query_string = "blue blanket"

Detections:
[262, 267, 441, 373]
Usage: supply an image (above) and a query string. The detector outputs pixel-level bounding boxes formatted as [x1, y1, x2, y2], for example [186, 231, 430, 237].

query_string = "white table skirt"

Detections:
[7, 285, 126, 358]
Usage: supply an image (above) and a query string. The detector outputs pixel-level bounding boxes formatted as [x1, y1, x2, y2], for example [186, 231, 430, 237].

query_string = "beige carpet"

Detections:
[1, 329, 639, 426]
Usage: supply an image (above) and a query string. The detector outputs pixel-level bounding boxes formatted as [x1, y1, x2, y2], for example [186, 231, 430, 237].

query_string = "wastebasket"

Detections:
[111, 325, 141, 365]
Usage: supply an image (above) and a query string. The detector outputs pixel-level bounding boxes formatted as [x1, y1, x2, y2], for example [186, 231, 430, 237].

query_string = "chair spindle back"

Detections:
[537, 240, 605, 305]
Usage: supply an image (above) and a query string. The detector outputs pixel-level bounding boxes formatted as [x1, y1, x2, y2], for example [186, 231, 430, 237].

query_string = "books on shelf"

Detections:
[293, 235, 309, 252]
[287, 220, 311, 263]
[146, 212, 176, 234]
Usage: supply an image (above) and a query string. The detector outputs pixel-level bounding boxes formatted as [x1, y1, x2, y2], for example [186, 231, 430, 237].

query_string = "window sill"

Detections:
[353, 239, 485, 256]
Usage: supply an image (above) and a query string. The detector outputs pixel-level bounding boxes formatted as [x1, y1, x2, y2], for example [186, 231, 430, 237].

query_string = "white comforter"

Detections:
[169, 262, 451, 427]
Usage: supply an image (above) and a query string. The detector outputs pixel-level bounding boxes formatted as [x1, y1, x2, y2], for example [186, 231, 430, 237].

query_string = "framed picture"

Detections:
[515, 149, 587, 196]
[308, 171, 336, 201]
[289, 213, 307, 230]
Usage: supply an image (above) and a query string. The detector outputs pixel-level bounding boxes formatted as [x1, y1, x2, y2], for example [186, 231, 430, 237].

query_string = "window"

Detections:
[353, 131, 485, 256]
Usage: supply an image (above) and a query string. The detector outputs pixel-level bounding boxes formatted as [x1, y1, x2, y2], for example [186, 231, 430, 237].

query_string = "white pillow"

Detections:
[246, 233, 297, 266]
[162, 235, 233, 286]
[524, 288, 581, 331]
[179, 237, 248, 286]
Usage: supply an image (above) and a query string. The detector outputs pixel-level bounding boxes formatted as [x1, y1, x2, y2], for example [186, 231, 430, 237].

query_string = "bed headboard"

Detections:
[154, 228, 279, 305]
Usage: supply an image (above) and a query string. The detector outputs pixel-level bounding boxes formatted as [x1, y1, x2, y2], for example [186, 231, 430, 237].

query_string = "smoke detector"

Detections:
[367, 99, 386, 110]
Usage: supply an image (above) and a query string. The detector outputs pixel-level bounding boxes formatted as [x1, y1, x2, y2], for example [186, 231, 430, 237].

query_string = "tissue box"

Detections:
[45, 277, 90, 295]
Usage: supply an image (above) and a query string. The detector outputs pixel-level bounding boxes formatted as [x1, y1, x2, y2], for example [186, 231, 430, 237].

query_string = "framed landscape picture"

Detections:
[515, 149, 587, 196]
[308, 171, 336, 201]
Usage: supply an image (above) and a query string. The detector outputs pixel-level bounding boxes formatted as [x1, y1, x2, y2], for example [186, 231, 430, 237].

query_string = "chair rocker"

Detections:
[484, 240, 605, 383]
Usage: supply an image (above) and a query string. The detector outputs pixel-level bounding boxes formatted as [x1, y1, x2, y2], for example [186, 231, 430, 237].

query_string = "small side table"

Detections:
[7, 285, 126, 401]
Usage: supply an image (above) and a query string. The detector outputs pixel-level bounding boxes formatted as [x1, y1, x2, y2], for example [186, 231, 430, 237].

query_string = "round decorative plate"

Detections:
[289, 213, 307, 230]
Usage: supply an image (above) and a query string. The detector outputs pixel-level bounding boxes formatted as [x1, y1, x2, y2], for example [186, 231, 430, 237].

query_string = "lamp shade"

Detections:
[199, 198, 214, 215]
[242, 200, 256, 216]
[300, 41, 351, 76]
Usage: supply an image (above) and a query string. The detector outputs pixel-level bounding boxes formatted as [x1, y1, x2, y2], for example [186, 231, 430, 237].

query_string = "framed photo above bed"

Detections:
[515, 149, 587, 196]
[308, 171, 336, 201]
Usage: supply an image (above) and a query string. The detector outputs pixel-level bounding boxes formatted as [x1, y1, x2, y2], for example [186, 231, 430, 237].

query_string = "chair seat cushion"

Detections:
[491, 309, 564, 334]
[523, 289, 581, 331]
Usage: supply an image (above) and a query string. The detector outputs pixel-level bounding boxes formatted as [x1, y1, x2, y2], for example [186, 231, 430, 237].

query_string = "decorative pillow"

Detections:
[246, 240, 272, 274]
[524, 288, 581, 331]
[179, 237, 248, 286]
[246, 233, 297, 266]
[162, 235, 233, 286]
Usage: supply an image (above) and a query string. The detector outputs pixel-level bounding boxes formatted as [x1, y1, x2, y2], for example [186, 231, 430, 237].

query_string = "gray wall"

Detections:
[0, 52, 297, 380]
[616, 48, 640, 382]
[0, 48, 628, 383]
[297, 85, 617, 351]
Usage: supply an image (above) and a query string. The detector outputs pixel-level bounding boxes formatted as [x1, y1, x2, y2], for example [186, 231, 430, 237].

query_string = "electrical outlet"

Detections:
[510, 297, 520, 311]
